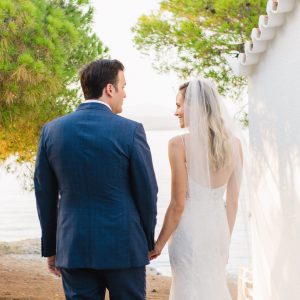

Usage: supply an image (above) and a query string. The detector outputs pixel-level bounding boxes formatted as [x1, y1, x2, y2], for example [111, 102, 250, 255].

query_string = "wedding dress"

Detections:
[168, 178, 232, 300]
[168, 78, 244, 300]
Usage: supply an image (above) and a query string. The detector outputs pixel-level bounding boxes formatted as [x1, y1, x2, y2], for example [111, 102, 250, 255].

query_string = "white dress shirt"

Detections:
[84, 99, 112, 111]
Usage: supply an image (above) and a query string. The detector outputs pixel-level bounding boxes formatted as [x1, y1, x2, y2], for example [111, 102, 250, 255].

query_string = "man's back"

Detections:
[35, 102, 157, 269]
[34, 59, 157, 300]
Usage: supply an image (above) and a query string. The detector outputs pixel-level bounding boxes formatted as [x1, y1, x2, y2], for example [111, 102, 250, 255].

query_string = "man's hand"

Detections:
[47, 256, 61, 277]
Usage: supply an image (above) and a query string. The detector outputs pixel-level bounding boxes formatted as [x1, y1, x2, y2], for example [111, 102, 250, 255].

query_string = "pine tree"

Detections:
[132, 0, 266, 96]
[0, 0, 109, 161]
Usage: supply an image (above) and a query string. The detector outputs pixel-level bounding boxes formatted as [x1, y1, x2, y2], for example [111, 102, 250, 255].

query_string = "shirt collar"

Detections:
[84, 99, 112, 111]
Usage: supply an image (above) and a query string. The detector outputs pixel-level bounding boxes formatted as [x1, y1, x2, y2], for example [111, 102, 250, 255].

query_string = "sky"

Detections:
[91, 0, 181, 129]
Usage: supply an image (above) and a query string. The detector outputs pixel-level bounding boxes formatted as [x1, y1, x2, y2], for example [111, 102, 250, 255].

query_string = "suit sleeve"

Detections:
[130, 124, 158, 251]
[34, 126, 59, 257]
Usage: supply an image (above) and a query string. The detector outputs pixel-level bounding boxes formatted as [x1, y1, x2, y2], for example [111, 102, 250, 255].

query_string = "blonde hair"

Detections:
[180, 80, 232, 171]
[205, 86, 232, 172]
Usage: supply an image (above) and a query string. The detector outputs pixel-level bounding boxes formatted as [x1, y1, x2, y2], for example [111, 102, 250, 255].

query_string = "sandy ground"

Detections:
[0, 240, 237, 300]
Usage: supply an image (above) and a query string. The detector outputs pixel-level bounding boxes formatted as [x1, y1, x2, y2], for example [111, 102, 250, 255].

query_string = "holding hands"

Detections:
[149, 241, 163, 260]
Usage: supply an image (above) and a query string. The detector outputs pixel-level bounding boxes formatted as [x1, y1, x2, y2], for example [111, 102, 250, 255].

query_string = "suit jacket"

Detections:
[34, 102, 158, 269]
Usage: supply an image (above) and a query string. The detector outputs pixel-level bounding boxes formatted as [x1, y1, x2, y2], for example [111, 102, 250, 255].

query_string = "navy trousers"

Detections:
[61, 266, 146, 300]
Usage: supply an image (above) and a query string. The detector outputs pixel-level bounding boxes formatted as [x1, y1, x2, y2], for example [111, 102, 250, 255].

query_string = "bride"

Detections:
[150, 78, 244, 299]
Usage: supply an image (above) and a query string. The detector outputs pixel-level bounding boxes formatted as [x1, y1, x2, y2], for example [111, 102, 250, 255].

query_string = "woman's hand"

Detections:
[149, 243, 163, 260]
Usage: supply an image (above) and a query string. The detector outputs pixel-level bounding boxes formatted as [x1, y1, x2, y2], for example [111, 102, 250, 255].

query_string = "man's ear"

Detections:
[104, 83, 114, 97]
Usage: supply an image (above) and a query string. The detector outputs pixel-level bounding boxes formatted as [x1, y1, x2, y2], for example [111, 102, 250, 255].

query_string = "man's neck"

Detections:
[84, 99, 112, 111]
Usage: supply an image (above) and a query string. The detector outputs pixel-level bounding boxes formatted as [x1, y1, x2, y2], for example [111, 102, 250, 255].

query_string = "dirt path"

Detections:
[0, 240, 237, 300]
[0, 254, 171, 300]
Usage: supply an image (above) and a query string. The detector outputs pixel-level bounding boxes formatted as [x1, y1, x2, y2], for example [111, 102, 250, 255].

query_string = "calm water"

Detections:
[0, 130, 251, 276]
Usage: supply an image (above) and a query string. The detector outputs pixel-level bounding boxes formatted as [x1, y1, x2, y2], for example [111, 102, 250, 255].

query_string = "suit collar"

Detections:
[76, 102, 113, 113]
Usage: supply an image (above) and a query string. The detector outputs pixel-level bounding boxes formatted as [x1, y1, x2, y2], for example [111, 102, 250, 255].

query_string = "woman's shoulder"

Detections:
[228, 134, 242, 149]
[230, 135, 243, 161]
[168, 135, 186, 162]
[169, 135, 186, 165]
[168, 135, 185, 148]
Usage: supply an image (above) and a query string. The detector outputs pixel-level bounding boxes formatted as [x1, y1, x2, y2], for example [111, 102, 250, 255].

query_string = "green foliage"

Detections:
[132, 0, 267, 96]
[0, 0, 109, 161]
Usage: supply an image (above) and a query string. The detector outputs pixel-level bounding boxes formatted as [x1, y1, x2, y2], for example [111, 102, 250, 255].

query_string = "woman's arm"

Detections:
[226, 140, 243, 235]
[150, 136, 187, 259]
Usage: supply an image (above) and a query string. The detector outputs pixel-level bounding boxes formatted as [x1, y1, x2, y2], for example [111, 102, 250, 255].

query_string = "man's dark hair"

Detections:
[80, 59, 124, 100]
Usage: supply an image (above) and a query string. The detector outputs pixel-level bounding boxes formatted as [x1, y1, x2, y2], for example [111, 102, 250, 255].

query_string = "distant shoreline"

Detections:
[0, 238, 40, 256]
[0, 238, 161, 276]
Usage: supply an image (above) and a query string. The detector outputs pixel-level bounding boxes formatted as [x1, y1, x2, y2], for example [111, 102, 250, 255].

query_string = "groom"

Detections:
[34, 59, 158, 300]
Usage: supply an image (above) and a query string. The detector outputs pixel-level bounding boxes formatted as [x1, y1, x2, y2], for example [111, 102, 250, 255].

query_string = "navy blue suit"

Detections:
[34, 102, 158, 299]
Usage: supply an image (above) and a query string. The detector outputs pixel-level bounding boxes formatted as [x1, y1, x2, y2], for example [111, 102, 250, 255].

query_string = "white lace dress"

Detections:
[168, 178, 232, 300]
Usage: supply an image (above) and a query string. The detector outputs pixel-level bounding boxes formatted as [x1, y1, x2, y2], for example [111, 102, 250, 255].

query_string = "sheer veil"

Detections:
[182, 78, 251, 273]
[182, 78, 246, 191]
